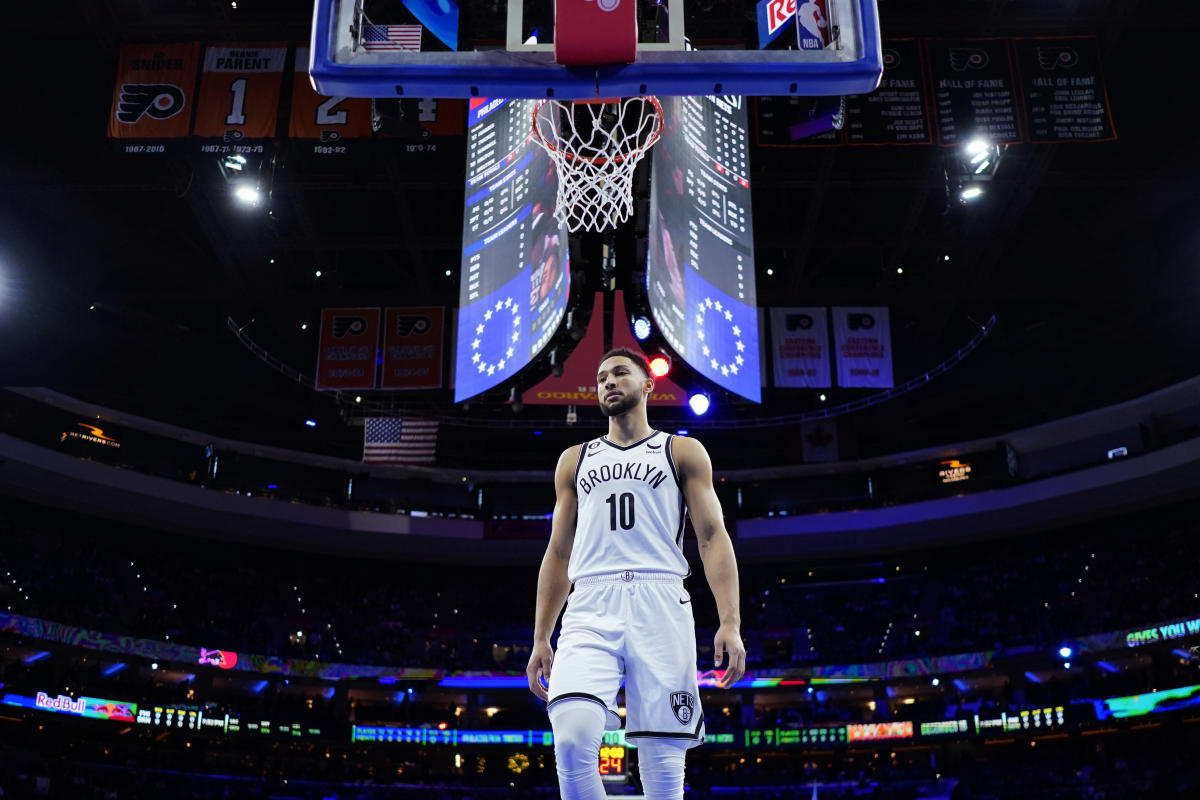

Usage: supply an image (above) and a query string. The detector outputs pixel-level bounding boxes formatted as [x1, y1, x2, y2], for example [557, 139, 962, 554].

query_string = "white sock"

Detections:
[636, 738, 688, 799]
[549, 701, 608, 800]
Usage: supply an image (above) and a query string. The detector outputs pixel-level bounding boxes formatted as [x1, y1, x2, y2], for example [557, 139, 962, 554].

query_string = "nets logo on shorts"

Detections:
[670, 691, 696, 725]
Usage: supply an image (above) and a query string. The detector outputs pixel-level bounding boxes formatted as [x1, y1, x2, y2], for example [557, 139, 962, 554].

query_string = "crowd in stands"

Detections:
[2, 499, 1198, 674]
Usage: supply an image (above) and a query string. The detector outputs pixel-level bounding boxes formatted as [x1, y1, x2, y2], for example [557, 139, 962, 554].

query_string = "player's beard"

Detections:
[600, 391, 641, 418]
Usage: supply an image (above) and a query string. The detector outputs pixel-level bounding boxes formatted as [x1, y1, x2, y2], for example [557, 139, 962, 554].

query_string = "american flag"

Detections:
[363, 417, 438, 465]
[361, 24, 422, 52]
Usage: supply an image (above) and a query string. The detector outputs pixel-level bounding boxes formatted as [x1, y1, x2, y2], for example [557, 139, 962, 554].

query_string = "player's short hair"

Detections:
[599, 347, 651, 379]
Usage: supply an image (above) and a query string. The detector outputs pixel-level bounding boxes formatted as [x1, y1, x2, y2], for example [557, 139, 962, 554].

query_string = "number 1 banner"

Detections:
[193, 44, 287, 155]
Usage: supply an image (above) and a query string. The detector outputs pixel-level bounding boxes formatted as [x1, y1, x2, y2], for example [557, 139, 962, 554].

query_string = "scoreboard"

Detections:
[454, 98, 570, 402]
[599, 744, 626, 778]
[648, 94, 761, 402]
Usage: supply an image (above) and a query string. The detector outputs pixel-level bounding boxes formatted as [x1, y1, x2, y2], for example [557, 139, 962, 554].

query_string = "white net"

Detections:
[531, 96, 664, 233]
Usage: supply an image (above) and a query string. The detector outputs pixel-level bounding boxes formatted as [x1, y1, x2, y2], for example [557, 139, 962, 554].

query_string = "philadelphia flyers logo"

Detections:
[333, 316, 368, 337]
[116, 84, 185, 123]
[1037, 46, 1078, 70]
[882, 48, 900, 69]
[394, 315, 431, 336]
[319, 130, 342, 142]
[948, 48, 989, 71]
[223, 130, 245, 143]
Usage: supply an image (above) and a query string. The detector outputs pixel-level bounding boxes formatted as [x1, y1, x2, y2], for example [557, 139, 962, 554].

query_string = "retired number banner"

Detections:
[193, 44, 287, 155]
[770, 307, 831, 388]
[831, 307, 894, 388]
[381, 307, 444, 390]
[289, 47, 372, 156]
[108, 43, 202, 154]
[316, 308, 381, 390]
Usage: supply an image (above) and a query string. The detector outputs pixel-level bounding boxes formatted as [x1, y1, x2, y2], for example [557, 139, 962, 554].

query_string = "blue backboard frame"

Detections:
[309, 0, 882, 100]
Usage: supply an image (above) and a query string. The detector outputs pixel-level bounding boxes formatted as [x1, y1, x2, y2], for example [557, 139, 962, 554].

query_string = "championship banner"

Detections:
[769, 307, 831, 388]
[288, 47, 372, 156]
[193, 44, 287, 155]
[315, 308, 381, 390]
[108, 43, 202, 153]
[381, 307, 444, 390]
[831, 307, 894, 388]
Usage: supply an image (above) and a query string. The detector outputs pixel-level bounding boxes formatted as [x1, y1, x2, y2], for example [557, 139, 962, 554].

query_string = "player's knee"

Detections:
[549, 701, 605, 770]
[635, 738, 688, 800]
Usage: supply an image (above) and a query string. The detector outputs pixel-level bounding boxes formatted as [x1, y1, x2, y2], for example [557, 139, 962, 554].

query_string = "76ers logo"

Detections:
[670, 691, 696, 725]
[116, 84, 185, 123]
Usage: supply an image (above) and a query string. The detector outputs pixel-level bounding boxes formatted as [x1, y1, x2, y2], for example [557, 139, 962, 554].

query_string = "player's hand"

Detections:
[526, 641, 555, 701]
[713, 623, 746, 689]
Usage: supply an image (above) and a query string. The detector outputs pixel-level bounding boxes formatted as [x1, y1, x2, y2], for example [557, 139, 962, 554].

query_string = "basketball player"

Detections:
[526, 347, 746, 800]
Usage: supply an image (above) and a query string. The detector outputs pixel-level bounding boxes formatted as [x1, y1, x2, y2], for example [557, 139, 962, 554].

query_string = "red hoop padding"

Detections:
[555, 0, 638, 66]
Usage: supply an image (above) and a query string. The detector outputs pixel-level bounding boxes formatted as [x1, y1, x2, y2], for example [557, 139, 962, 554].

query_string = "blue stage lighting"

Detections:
[688, 392, 711, 416]
[632, 315, 652, 341]
[1058, 646, 1072, 659]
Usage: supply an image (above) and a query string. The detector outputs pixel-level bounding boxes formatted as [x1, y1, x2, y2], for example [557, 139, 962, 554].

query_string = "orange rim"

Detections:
[531, 96, 664, 166]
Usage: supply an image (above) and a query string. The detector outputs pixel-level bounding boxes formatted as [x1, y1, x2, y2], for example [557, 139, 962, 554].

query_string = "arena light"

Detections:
[688, 391, 711, 416]
[960, 186, 984, 201]
[648, 354, 671, 378]
[304, 419, 317, 428]
[234, 184, 262, 206]
[1058, 646, 1073, 659]
[222, 153, 247, 172]
[964, 137, 990, 160]
[632, 315, 652, 341]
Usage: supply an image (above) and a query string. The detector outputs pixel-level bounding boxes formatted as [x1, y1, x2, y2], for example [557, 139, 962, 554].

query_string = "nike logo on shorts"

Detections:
[679, 597, 691, 605]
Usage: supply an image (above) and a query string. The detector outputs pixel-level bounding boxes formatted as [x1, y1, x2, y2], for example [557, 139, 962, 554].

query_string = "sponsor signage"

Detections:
[920, 720, 971, 736]
[61, 422, 122, 449]
[1125, 617, 1200, 647]
[938, 459, 972, 483]
[2, 692, 137, 722]
[847, 721, 913, 742]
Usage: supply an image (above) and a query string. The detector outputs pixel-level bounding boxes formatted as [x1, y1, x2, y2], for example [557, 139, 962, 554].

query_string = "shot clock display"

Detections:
[598, 744, 626, 778]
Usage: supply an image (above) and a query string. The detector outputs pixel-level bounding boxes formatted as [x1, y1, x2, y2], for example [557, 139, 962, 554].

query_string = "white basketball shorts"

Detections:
[546, 570, 705, 748]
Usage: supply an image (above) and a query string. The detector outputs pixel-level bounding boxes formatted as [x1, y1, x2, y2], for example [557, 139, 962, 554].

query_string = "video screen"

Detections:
[647, 94, 761, 402]
[454, 98, 570, 402]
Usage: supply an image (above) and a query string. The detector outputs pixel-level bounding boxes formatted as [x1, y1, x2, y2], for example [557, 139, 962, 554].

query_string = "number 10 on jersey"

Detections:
[605, 492, 635, 531]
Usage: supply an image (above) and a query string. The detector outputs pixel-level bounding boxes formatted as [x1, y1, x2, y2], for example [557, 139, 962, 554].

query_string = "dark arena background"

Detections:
[3, 0, 1200, 798]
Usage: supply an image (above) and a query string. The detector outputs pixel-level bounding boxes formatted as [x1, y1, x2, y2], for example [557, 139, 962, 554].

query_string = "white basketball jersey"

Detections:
[568, 431, 689, 582]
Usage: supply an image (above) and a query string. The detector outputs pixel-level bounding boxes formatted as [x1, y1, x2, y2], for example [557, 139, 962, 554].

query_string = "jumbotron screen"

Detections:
[454, 98, 570, 402]
[648, 94, 761, 402]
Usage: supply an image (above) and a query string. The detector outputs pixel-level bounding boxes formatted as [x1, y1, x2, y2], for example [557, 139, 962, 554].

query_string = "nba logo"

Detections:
[670, 691, 696, 725]
[796, 0, 831, 51]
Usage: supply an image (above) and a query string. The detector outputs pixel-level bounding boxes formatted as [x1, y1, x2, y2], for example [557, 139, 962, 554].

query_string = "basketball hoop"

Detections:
[531, 96, 664, 233]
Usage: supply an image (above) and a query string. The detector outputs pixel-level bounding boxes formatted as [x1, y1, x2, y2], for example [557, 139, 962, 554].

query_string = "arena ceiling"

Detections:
[1, 0, 1196, 470]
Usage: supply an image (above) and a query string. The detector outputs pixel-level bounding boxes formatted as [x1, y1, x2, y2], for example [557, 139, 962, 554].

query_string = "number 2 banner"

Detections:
[193, 44, 287, 153]
[288, 46, 372, 156]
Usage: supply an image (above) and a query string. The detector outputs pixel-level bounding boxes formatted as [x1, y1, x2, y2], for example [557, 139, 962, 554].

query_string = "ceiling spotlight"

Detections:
[960, 186, 984, 201]
[896, 267, 903, 275]
[766, 268, 774, 276]
[819, 393, 827, 402]
[354, 396, 362, 403]
[300, 323, 308, 330]
[314, 269, 322, 277]
[304, 419, 317, 428]
[973, 159, 991, 174]
[1058, 646, 1073, 659]
[233, 184, 261, 205]
[632, 315, 652, 341]
[964, 137, 990, 159]
[444, 269, 452, 276]
[648, 354, 671, 378]
[688, 391, 711, 416]
[222, 153, 247, 172]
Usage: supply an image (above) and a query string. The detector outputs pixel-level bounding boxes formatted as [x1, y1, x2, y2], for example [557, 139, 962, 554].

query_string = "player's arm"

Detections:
[674, 436, 746, 689]
[526, 444, 580, 700]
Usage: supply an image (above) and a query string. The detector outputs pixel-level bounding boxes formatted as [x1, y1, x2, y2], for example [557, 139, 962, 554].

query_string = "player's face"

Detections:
[597, 357, 650, 418]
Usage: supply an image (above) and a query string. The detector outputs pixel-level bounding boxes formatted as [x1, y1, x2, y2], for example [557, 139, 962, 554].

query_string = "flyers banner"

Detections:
[926, 38, 1021, 146]
[316, 308, 381, 390]
[1012, 36, 1116, 143]
[108, 43, 202, 153]
[193, 44, 287, 156]
[288, 47, 372, 156]
[770, 307, 831, 388]
[381, 307, 444, 390]
[845, 39, 932, 146]
[831, 307, 894, 388]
